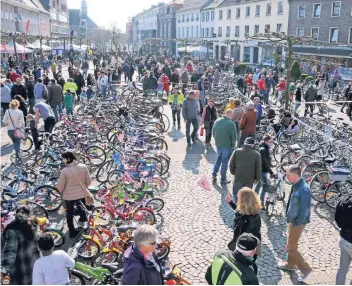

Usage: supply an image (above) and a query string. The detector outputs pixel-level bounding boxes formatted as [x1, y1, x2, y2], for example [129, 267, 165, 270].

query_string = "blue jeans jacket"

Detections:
[286, 178, 312, 227]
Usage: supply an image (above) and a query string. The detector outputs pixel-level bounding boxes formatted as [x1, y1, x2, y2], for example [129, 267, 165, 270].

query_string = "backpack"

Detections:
[211, 254, 243, 285]
[335, 195, 352, 230]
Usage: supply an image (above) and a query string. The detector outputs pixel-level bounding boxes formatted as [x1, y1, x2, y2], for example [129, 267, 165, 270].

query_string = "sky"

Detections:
[68, 0, 164, 31]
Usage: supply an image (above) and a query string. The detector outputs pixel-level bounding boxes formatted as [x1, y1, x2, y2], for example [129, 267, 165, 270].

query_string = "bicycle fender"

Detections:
[82, 235, 103, 249]
[101, 248, 121, 253]
[45, 227, 65, 237]
[71, 268, 91, 280]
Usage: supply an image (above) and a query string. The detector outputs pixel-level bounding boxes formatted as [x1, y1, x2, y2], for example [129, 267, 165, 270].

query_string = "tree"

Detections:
[291, 60, 301, 81]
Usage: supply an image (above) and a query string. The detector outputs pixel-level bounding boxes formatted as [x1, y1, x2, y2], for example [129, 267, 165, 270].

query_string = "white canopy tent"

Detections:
[177, 46, 213, 53]
[26, 40, 52, 51]
[0, 42, 33, 54]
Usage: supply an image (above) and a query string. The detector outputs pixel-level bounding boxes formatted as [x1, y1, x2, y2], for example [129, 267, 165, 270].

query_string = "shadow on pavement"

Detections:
[312, 202, 339, 231]
[182, 141, 205, 174]
[1, 143, 13, 157]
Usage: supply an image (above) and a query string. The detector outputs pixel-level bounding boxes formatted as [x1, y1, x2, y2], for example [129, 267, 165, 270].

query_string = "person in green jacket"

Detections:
[63, 89, 75, 116]
[212, 109, 237, 185]
[168, 86, 184, 129]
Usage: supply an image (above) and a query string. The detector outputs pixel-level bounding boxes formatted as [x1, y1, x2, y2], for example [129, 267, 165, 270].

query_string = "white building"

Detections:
[214, 0, 289, 65]
[175, 0, 214, 56]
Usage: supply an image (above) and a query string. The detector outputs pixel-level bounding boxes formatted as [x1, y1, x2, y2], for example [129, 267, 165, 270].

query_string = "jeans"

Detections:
[239, 132, 255, 147]
[66, 107, 73, 116]
[185, 118, 199, 144]
[51, 102, 63, 121]
[100, 85, 107, 98]
[65, 198, 87, 232]
[200, 90, 205, 106]
[7, 130, 21, 158]
[287, 224, 312, 274]
[336, 237, 352, 285]
[259, 89, 266, 101]
[31, 126, 40, 150]
[44, 117, 56, 133]
[172, 109, 181, 126]
[205, 121, 214, 144]
[232, 181, 253, 203]
[254, 172, 269, 204]
[212, 147, 232, 182]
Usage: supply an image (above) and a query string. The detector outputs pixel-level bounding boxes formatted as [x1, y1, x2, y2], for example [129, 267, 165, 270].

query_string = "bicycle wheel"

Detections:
[136, 157, 163, 177]
[20, 135, 33, 152]
[309, 171, 330, 203]
[69, 272, 86, 285]
[85, 145, 106, 166]
[145, 177, 168, 194]
[302, 163, 325, 183]
[91, 206, 113, 226]
[21, 200, 48, 218]
[132, 208, 156, 225]
[44, 229, 65, 247]
[265, 201, 275, 218]
[156, 243, 170, 260]
[147, 138, 168, 152]
[295, 155, 313, 171]
[96, 160, 114, 182]
[91, 251, 119, 267]
[34, 185, 62, 211]
[160, 114, 170, 132]
[107, 169, 124, 186]
[146, 198, 164, 212]
[325, 181, 352, 209]
[78, 238, 100, 259]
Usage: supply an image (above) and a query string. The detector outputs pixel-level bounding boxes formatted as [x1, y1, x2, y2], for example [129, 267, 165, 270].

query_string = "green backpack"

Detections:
[211, 254, 243, 285]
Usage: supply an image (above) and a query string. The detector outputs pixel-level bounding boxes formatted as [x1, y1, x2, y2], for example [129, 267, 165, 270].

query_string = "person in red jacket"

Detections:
[186, 61, 193, 74]
[161, 74, 170, 94]
[9, 70, 21, 83]
[257, 75, 267, 104]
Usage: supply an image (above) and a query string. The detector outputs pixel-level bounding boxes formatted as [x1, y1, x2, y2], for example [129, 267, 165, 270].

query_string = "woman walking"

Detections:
[201, 98, 217, 148]
[57, 151, 92, 238]
[226, 187, 262, 256]
[2, 99, 25, 160]
[1, 82, 11, 115]
[1, 206, 41, 285]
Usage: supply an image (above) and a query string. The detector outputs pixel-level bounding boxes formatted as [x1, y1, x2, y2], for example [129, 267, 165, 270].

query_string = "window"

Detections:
[236, 8, 240, 18]
[206, 12, 209, 21]
[196, 26, 199, 37]
[254, 25, 259, 34]
[235, 26, 240, 37]
[182, 14, 185, 22]
[244, 25, 249, 36]
[206, 27, 209, 37]
[187, 14, 189, 21]
[255, 5, 260, 16]
[211, 27, 214, 37]
[219, 10, 223, 20]
[296, 28, 304, 37]
[191, 26, 193, 37]
[211, 11, 214, 20]
[218, 27, 222, 37]
[246, 7, 250, 17]
[202, 12, 205, 22]
[227, 9, 231, 19]
[243, 47, 250, 62]
[311, 27, 319, 39]
[298, 5, 306, 18]
[191, 13, 194, 21]
[349, 27, 352, 44]
[182, 27, 184, 37]
[178, 27, 180, 37]
[186, 27, 189, 37]
[278, 1, 284, 15]
[196, 13, 199, 20]
[332, 1, 341, 17]
[329, 27, 338, 42]
[277, 24, 282, 33]
[313, 3, 321, 17]
[201, 28, 204, 37]
[266, 3, 271, 15]
[265, 24, 270, 33]
[226, 26, 230, 37]
[178, 16, 180, 23]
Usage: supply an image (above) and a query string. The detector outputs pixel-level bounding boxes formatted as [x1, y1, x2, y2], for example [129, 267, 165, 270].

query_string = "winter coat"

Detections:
[11, 84, 27, 100]
[259, 142, 273, 175]
[57, 161, 92, 201]
[240, 110, 257, 134]
[143, 75, 158, 91]
[161, 75, 169, 92]
[304, 86, 317, 102]
[213, 71, 220, 85]
[212, 116, 237, 149]
[335, 195, 352, 244]
[121, 244, 163, 285]
[48, 84, 63, 104]
[26, 81, 35, 99]
[171, 72, 179, 84]
[180, 71, 188, 83]
[182, 97, 198, 120]
[1, 86, 11, 103]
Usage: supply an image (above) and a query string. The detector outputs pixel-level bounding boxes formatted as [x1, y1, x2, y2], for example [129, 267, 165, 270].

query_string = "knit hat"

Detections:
[244, 137, 255, 145]
[236, 233, 259, 252]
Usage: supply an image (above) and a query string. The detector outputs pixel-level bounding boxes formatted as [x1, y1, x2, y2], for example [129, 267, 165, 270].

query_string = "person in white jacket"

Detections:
[98, 72, 108, 98]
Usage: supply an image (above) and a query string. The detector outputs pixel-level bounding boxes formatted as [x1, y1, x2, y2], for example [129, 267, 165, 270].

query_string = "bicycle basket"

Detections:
[329, 166, 350, 182]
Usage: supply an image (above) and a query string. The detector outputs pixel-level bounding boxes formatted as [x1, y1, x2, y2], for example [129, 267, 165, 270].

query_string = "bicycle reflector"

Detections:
[113, 153, 122, 165]
[165, 280, 177, 285]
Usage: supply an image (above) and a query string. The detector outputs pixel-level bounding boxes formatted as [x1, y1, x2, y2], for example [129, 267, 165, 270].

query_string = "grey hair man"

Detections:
[121, 225, 163, 285]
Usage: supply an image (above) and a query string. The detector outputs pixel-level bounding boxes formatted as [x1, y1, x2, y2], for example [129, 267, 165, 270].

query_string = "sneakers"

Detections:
[220, 180, 231, 185]
[297, 269, 313, 283]
[212, 176, 217, 182]
[187, 142, 191, 148]
[277, 261, 295, 272]
[178, 125, 181, 129]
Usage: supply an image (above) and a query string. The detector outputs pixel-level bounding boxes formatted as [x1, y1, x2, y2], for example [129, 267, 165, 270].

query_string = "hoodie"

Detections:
[121, 244, 163, 285]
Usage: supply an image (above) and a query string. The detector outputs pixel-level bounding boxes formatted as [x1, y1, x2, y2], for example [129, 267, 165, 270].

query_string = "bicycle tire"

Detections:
[156, 244, 170, 260]
[147, 138, 168, 152]
[107, 169, 124, 186]
[34, 185, 62, 211]
[91, 206, 113, 226]
[132, 208, 156, 225]
[302, 163, 325, 183]
[78, 238, 100, 259]
[146, 198, 164, 212]
[21, 201, 48, 218]
[309, 171, 330, 203]
[85, 145, 106, 167]
[96, 160, 114, 182]
[69, 271, 86, 285]
[20, 135, 33, 152]
[325, 180, 352, 209]
[91, 251, 119, 267]
[44, 228, 65, 247]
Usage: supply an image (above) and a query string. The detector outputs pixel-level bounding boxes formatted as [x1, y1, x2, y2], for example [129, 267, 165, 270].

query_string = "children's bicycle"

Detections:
[264, 172, 286, 218]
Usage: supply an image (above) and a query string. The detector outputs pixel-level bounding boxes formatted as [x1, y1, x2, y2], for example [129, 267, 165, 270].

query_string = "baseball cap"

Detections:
[236, 233, 259, 252]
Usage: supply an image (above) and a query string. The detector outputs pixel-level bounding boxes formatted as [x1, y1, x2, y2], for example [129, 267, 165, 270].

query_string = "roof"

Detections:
[38, 0, 50, 11]
[177, 0, 213, 12]
[165, 0, 184, 6]
[203, 0, 224, 9]
[69, 9, 98, 29]
[12, 0, 49, 13]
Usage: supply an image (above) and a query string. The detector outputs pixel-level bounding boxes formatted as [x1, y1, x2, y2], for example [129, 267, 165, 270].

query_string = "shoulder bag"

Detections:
[8, 111, 25, 139]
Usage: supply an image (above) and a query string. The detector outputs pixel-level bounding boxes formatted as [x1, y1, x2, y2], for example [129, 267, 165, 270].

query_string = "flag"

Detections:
[25, 20, 30, 34]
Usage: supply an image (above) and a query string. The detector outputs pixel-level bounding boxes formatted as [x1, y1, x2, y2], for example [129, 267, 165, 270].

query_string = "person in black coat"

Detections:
[74, 70, 85, 95]
[128, 63, 135, 81]
[14, 95, 28, 125]
[11, 79, 27, 100]
[86, 73, 94, 86]
[170, 70, 180, 87]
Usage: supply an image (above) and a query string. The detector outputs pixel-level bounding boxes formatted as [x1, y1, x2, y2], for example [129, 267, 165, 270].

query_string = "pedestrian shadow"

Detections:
[312, 202, 339, 231]
[182, 142, 205, 174]
[166, 126, 185, 142]
[257, 243, 284, 284]
[1, 143, 13, 157]
[217, 184, 235, 229]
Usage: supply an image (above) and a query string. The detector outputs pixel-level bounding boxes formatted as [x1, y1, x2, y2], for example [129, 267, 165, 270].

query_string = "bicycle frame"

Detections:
[74, 262, 110, 282]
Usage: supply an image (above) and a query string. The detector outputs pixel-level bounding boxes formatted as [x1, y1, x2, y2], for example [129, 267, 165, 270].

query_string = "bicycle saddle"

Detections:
[117, 224, 137, 233]
[125, 199, 136, 204]
[342, 123, 349, 127]
[39, 170, 51, 175]
[142, 189, 154, 195]
[324, 157, 337, 164]
[101, 263, 120, 273]
[46, 162, 61, 168]
[133, 148, 148, 153]
[19, 178, 35, 184]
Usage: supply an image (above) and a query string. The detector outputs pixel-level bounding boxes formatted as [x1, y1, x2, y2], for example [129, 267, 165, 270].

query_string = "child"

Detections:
[32, 233, 75, 285]
[86, 85, 94, 101]
[27, 114, 40, 151]
[64, 89, 74, 116]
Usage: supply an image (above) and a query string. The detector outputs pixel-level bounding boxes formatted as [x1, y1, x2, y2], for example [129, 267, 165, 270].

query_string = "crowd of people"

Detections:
[1, 50, 352, 285]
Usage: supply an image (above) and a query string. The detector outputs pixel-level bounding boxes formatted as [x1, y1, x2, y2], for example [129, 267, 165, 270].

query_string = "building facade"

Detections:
[288, 0, 352, 65]
[157, 0, 183, 56]
[214, 0, 289, 63]
[40, 0, 70, 37]
[69, 0, 97, 38]
[1, 0, 50, 37]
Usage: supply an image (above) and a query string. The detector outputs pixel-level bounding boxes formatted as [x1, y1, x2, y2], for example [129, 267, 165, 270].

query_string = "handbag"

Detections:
[203, 120, 211, 129]
[8, 111, 25, 139]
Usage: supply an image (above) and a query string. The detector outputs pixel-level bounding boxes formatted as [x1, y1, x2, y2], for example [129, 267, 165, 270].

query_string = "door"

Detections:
[215, 45, 219, 60]
[220, 46, 226, 60]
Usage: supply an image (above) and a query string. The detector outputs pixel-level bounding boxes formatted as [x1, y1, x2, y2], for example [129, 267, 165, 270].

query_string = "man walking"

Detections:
[229, 137, 261, 203]
[26, 76, 35, 114]
[278, 165, 312, 282]
[335, 195, 352, 285]
[239, 102, 257, 147]
[48, 79, 63, 122]
[212, 109, 237, 185]
[168, 86, 184, 129]
[34, 78, 48, 104]
[11, 78, 27, 100]
[182, 91, 199, 148]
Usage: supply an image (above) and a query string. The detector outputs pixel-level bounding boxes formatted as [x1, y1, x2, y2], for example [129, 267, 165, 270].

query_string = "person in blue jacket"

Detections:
[121, 225, 163, 285]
